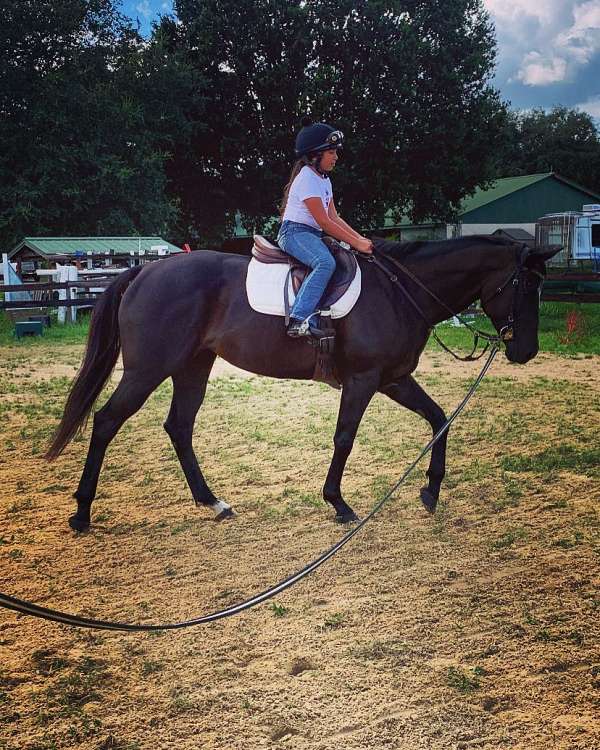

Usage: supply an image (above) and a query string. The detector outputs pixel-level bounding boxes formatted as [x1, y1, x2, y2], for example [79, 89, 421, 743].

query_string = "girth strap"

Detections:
[284, 267, 293, 326]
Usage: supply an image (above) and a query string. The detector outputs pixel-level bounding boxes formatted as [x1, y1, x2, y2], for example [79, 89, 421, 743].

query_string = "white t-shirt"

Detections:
[282, 166, 332, 230]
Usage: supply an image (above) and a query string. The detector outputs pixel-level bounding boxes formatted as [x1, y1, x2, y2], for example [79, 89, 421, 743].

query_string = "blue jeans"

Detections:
[277, 220, 336, 321]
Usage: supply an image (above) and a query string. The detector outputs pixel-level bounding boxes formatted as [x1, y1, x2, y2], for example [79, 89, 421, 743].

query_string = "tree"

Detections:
[163, 0, 507, 237]
[500, 107, 600, 194]
[0, 1, 191, 249]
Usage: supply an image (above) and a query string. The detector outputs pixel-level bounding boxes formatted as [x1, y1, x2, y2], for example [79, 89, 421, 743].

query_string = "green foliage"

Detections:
[0, 1, 194, 249]
[3, 2, 599, 254]
[165, 0, 507, 236]
[500, 106, 600, 193]
[491, 528, 526, 549]
[0, 313, 92, 346]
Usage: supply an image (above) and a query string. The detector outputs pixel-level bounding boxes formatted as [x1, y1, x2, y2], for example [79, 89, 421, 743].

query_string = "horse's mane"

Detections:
[373, 235, 517, 260]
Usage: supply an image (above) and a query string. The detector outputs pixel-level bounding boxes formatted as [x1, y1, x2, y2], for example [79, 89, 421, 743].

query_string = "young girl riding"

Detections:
[278, 117, 373, 338]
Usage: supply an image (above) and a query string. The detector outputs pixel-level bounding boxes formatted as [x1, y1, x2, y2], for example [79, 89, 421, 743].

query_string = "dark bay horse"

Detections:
[46, 237, 557, 531]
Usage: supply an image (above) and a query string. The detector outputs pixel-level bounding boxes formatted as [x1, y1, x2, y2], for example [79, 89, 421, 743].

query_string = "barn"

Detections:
[384, 172, 600, 242]
[8, 236, 183, 274]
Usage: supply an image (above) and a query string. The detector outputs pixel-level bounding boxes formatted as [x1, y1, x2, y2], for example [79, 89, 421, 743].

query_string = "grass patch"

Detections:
[501, 445, 600, 476]
[352, 639, 409, 666]
[322, 612, 346, 630]
[0, 311, 91, 347]
[446, 666, 485, 693]
[45, 656, 107, 717]
[141, 660, 164, 677]
[270, 602, 288, 617]
[428, 302, 600, 356]
[32, 650, 70, 677]
[491, 527, 526, 549]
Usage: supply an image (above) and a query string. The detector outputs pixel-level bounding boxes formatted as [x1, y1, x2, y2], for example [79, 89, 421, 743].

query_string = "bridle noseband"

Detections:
[481, 253, 545, 343]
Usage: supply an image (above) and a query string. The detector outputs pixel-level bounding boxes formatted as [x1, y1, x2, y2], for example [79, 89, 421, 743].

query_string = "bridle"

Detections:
[366, 244, 543, 361]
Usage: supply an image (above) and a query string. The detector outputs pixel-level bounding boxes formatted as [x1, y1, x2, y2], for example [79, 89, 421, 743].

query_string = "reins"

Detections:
[366, 249, 519, 361]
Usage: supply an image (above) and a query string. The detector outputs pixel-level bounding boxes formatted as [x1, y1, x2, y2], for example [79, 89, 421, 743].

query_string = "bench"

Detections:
[14, 320, 44, 339]
[26, 314, 52, 328]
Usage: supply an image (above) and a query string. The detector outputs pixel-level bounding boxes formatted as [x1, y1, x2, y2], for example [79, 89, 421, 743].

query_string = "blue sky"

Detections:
[121, 0, 600, 120]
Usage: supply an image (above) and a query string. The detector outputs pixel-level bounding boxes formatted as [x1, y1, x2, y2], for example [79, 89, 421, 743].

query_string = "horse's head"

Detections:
[480, 245, 561, 364]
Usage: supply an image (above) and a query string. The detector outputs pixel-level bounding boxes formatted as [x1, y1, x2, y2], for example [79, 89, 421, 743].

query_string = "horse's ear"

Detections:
[524, 245, 562, 265]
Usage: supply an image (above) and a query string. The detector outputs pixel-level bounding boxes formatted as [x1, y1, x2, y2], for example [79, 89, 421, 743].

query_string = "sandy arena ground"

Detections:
[0, 343, 599, 750]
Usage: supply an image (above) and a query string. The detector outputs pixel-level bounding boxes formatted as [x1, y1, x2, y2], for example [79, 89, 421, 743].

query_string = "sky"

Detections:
[122, 0, 600, 121]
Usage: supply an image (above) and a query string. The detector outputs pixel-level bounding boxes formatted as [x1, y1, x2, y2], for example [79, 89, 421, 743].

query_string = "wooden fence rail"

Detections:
[0, 278, 115, 313]
[541, 292, 600, 303]
[1, 298, 100, 309]
[0, 279, 114, 293]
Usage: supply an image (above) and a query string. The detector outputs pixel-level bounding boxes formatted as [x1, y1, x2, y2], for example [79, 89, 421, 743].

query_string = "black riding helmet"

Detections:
[294, 117, 344, 158]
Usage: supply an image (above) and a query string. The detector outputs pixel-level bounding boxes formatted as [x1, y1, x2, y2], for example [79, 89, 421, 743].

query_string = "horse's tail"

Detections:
[45, 265, 145, 461]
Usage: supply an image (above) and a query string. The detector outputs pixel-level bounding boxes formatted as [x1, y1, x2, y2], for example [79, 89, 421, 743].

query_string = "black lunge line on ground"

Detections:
[0, 347, 499, 632]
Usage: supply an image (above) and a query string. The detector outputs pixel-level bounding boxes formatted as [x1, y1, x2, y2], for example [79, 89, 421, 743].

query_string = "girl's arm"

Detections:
[328, 199, 364, 243]
[304, 198, 373, 254]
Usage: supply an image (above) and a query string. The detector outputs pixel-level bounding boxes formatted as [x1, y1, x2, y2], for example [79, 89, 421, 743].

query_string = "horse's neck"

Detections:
[408, 243, 515, 323]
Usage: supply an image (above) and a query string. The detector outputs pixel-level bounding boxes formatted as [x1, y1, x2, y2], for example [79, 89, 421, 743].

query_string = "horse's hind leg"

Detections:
[163, 352, 233, 520]
[380, 375, 448, 514]
[71, 370, 162, 531]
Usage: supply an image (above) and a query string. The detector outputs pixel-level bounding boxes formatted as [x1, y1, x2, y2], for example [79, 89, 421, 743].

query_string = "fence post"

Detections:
[68, 265, 78, 323]
[65, 282, 73, 322]
[57, 264, 66, 324]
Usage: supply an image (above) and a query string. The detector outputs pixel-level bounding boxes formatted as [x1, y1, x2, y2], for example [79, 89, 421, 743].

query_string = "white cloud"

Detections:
[484, 0, 600, 87]
[136, 1, 152, 19]
[484, 0, 560, 26]
[556, 1, 600, 66]
[577, 94, 600, 119]
[516, 52, 568, 85]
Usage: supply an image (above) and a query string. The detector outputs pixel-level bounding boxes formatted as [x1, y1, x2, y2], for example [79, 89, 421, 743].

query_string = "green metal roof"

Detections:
[384, 173, 556, 227]
[10, 236, 182, 257]
[459, 173, 553, 215]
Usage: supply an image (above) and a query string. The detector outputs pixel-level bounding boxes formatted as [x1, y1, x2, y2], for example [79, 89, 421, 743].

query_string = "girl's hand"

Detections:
[354, 237, 373, 254]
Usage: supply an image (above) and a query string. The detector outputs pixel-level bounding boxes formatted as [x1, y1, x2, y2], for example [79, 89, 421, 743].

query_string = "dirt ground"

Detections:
[0, 343, 599, 750]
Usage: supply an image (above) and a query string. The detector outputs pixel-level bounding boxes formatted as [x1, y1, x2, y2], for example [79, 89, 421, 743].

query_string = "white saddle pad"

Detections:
[245, 258, 361, 319]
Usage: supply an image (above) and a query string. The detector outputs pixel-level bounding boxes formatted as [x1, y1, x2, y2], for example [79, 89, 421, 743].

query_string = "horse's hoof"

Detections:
[214, 507, 236, 522]
[68, 514, 90, 533]
[335, 511, 360, 524]
[420, 487, 438, 514]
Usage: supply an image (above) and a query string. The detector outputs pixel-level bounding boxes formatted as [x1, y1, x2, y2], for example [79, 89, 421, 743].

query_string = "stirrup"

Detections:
[287, 318, 311, 338]
[287, 312, 319, 338]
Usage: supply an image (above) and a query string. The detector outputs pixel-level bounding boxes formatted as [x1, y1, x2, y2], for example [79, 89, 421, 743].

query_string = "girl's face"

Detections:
[319, 148, 339, 172]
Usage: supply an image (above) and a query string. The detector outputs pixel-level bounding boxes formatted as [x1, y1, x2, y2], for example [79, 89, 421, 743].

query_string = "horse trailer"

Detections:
[536, 204, 600, 267]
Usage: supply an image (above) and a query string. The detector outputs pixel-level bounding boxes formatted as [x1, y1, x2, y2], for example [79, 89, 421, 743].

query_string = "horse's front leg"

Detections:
[380, 375, 448, 514]
[323, 370, 381, 523]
